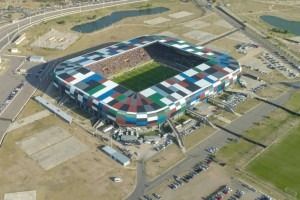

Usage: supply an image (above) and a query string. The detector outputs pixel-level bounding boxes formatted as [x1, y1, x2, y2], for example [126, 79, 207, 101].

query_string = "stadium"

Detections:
[53, 35, 241, 127]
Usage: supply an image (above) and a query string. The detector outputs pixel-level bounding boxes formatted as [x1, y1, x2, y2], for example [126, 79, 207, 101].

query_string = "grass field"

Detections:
[247, 123, 300, 198]
[113, 61, 179, 92]
[216, 91, 300, 166]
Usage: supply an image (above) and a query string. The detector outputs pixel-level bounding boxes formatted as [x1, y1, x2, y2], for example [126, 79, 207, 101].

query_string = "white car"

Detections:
[112, 177, 122, 183]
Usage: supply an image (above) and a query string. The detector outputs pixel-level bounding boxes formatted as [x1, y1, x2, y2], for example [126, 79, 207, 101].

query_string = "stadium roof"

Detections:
[54, 35, 240, 125]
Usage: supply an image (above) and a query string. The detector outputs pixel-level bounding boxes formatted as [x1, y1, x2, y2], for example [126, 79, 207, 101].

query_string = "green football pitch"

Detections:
[113, 61, 179, 92]
[247, 124, 300, 197]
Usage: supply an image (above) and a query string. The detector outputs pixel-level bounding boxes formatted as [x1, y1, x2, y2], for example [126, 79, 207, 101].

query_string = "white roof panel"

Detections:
[207, 75, 218, 81]
[223, 67, 233, 73]
[70, 71, 94, 85]
[196, 63, 210, 71]
[171, 92, 183, 100]
[147, 116, 158, 122]
[160, 97, 173, 105]
[184, 69, 198, 77]
[137, 113, 147, 119]
[195, 52, 204, 56]
[140, 88, 156, 97]
[161, 81, 171, 88]
[92, 87, 112, 98]
[102, 96, 114, 104]
[175, 74, 185, 81]
[195, 79, 211, 88]
[103, 80, 118, 88]
[173, 83, 192, 95]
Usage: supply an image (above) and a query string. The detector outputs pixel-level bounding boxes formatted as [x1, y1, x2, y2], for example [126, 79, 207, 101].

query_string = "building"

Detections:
[14, 33, 26, 45]
[10, 48, 19, 54]
[101, 145, 130, 166]
[143, 135, 160, 144]
[28, 55, 46, 63]
[120, 135, 138, 143]
[53, 35, 241, 127]
[35, 96, 72, 124]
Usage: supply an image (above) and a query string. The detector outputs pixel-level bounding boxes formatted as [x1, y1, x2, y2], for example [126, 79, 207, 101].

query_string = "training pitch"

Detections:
[113, 61, 179, 92]
[247, 124, 300, 197]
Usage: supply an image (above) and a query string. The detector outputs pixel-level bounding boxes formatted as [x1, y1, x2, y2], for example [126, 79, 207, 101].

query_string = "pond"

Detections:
[260, 15, 300, 35]
[72, 7, 169, 33]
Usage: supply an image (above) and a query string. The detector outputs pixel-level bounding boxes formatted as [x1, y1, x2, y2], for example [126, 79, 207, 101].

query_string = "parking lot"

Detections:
[0, 55, 25, 104]
[258, 52, 299, 79]
[145, 162, 269, 200]
[0, 82, 24, 115]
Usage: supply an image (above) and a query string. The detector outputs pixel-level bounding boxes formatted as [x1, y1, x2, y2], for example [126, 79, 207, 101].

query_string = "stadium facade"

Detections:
[53, 35, 241, 127]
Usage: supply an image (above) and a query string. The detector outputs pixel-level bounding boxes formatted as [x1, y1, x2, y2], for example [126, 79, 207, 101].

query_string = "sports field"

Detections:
[247, 124, 300, 198]
[113, 61, 179, 92]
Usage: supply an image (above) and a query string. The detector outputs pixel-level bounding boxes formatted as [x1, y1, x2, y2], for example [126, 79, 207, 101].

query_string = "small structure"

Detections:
[28, 56, 46, 63]
[120, 135, 138, 143]
[4, 190, 36, 200]
[34, 96, 72, 124]
[238, 78, 247, 88]
[101, 145, 130, 166]
[14, 33, 26, 45]
[112, 177, 122, 182]
[143, 135, 160, 144]
[103, 125, 113, 133]
[10, 48, 19, 54]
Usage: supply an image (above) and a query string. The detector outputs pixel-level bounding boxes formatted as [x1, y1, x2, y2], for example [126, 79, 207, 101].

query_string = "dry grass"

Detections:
[18, 0, 204, 59]
[145, 144, 185, 180]
[16, 99, 44, 119]
[201, 24, 233, 35]
[0, 1, 42, 9]
[235, 98, 260, 114]
[209, 37, 243, 59]
[0, 115, 136, 200]
[256, 85, 285, 99]
[184, 125, 215, 149]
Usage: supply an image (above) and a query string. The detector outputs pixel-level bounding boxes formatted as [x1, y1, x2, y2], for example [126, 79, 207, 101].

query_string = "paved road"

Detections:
[132, 161, 147, 199]
[127, 92, 291, 199]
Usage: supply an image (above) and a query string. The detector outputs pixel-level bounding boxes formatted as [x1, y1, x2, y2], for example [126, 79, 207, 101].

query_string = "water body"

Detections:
[72, 7, 169, 33]
[260, 15, 300, 35]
